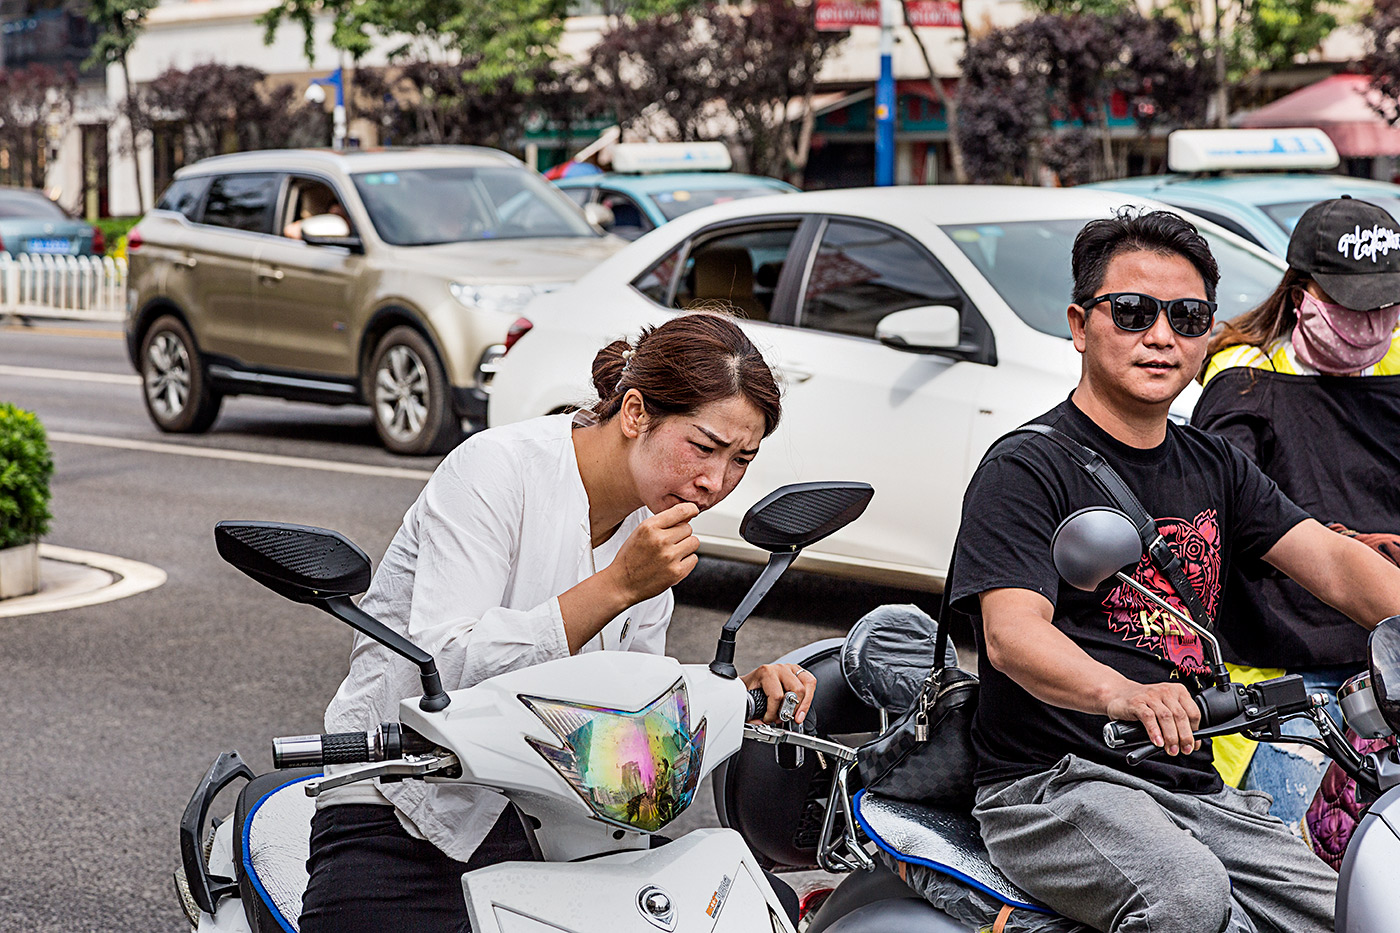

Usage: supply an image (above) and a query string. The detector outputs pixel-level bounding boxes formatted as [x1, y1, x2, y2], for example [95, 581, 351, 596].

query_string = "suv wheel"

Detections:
[140, 315, 222, 433]
[369, 326, 461, 455]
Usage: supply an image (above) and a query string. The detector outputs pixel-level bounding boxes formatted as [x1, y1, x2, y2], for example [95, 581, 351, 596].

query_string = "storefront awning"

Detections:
[1239, 74, 1400, 158]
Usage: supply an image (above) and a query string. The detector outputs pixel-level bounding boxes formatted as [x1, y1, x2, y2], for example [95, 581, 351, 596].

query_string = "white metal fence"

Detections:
[0, 252, 128, 323]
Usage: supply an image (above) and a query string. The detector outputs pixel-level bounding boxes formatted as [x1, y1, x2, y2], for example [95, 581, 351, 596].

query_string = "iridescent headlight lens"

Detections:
[521, 678, 706, 833]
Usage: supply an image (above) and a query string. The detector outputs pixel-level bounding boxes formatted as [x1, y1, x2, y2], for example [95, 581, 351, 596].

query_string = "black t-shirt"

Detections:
[950, 398, 1309, 794]
[1193, 368, 1400, 668]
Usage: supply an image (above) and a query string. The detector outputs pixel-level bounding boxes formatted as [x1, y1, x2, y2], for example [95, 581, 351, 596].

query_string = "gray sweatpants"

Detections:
[972, 755, 1336, 933]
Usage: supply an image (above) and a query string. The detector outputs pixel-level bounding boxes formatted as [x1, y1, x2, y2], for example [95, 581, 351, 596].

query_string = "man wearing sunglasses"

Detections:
[945, 209, 1400, 933]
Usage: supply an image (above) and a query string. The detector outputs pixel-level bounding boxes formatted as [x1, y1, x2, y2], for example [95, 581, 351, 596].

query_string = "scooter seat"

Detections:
[234, 771, 318, 932]
[852, 789, 1051, 914]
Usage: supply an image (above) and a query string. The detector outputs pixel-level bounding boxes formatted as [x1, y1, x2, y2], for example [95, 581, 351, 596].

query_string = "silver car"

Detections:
[0, 187, 101, 256]
[125, 147, 623, 454]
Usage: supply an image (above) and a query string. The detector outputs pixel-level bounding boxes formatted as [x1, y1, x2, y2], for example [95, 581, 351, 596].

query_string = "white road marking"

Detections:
[48, 431, 436, 480]
[0, 363, 140, 385]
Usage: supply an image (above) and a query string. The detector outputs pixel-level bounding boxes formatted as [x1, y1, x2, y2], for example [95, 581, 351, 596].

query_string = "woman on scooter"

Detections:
[1193, 196, 1400, 859]
[300, 310, 812, 933]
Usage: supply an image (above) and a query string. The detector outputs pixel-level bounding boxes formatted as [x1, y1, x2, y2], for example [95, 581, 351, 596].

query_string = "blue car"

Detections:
[1086, 129, 1400, 256]
[552, 143, 797, 240]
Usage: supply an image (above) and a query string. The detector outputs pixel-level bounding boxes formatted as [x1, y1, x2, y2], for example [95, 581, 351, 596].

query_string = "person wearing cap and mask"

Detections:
[1194, 196, 1400, 864]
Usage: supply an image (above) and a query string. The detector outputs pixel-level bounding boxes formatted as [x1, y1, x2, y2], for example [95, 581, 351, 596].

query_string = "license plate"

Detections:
[28, 238, 71, 253]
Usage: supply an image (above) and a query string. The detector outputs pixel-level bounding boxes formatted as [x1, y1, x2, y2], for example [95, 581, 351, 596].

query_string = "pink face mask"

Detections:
[1292, 291, 1400, 374]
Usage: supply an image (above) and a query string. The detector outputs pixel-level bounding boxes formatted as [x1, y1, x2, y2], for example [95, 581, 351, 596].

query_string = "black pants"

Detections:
[300, 804, 535, 933]
[298, 804, 800, 932]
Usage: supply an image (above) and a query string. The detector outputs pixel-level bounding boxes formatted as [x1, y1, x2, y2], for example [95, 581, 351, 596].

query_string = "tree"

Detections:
[86, 0, 158, 212]
[354, 59, 574, 148]
[1363, 0, 1400, 126]
[144, 64, 330, 163]
[259, 0, 572, 94]
[956, 10, 1211, 183]
[582, 0, 838, 182]
[0, 65, 77, 190]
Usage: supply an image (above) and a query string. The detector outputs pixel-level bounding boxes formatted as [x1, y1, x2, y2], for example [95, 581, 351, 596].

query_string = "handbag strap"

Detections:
[985, 423, 1215, 632]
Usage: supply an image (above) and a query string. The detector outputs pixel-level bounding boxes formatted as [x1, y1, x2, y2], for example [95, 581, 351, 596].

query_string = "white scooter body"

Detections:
[189, 646, 789, 933]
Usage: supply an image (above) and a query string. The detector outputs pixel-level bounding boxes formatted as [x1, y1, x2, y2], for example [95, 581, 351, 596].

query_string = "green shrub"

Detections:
[0, 404, 53, 549]
[93, 216, 141, 259]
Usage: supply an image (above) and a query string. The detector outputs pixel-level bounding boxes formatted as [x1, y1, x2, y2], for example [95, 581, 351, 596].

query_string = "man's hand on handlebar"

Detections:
[1106, 680, 1202, 756]
[741, 663, 816, 724]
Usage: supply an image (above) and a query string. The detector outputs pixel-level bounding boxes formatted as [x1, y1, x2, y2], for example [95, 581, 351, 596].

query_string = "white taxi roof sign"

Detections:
[610, 142, 733, 174]
[1167, 128, 1340, 173]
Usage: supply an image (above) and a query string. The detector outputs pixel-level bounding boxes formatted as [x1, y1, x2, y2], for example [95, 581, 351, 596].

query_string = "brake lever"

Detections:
[302, 752, 460, 797]
[1122, 706, 1300, 766]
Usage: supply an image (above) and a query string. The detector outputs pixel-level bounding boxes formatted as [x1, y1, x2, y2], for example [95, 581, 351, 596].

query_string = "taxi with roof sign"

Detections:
[1087, 128, 1400, 256]
[552, 142, 798, 240]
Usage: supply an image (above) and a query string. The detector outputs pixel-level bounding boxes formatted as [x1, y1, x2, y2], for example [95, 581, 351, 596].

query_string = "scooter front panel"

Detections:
[462, 827, 794, 933]
[1337, 785, 1400, 933]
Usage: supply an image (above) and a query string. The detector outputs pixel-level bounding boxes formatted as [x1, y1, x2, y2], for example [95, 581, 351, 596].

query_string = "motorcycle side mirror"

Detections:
[710, 482, 874, 679]
[214, 521, 450, 711]
[1051, 507, 1142, 592]
[1368, 616, 1400, 736]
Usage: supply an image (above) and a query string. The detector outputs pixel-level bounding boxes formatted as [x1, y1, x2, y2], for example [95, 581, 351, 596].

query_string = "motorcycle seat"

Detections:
[852, 789, 1051, 915]
[233, 770, 319, 933]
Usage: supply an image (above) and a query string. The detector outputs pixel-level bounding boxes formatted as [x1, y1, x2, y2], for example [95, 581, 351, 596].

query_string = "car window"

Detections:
[668, 224, 801, 322]
[653, 185, 791, 221]
[201, 174, 281, 233]
[798, 219, 960, 339]
[633, 242, 686, 305]
[942, 219, 1283, 338]
[599, 190, 652, 237]
[561, 187, 594, 208]
[1172, 207, 1263, 248]
[1262, 197, 1400, 235]
[0, 189, 67, 220]
[352, 166, 596, 245]
[282, 177, 354, 240]
[155, 176, 210, 221]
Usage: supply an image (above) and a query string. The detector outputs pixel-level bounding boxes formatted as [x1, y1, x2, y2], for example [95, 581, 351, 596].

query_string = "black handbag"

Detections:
[855, 590, 980, 805]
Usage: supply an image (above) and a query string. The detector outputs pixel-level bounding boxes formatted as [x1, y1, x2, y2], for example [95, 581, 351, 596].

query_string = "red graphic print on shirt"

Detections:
[1102, 510, 1221, 676]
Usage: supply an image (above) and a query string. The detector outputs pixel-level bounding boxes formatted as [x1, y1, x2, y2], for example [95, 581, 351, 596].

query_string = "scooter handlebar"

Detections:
[272, 723, 421, 769]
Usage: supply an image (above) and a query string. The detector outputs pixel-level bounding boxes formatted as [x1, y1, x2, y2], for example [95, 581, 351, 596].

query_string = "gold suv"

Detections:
[124, 147, 623, 454]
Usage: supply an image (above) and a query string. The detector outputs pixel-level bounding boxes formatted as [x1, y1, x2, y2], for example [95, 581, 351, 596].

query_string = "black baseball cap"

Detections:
[1287, 196, 1400, 312]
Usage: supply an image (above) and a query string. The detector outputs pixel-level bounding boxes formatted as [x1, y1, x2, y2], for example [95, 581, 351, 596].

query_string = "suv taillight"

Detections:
[126, 228, 142, 252]
[504, 317, 533, 354]
[91, 226, 105, 255]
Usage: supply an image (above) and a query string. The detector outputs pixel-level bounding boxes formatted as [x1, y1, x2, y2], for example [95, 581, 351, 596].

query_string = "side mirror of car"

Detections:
[875, 305, 961, 353]
[301, 213, 364, 254]
[583, 202, 615, 231]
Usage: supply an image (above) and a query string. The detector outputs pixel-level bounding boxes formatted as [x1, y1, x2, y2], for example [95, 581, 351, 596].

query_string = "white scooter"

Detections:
[174, 481, 877, 933]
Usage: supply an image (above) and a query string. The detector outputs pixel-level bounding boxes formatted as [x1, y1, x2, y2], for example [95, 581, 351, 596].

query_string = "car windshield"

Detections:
[652, 186, 788, 220]
[0, 190, 66, 220]
[1261, 197, 1400, 234]
[942, 218, 1282, 339]
[351, 166, 597, 245]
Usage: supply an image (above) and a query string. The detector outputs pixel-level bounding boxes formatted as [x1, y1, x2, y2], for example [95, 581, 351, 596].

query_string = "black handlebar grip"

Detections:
[321, 731, 372, 765]
[1104, 719, 1149, 749]
[746, 686, 769, 720]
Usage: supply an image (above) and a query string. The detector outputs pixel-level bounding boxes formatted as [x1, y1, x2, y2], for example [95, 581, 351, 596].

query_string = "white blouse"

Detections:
[320, 411, 671, 862]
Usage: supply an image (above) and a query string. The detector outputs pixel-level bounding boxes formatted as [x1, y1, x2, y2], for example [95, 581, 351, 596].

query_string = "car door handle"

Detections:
[173, 256, 197, 269]
[782, 365, 813, 384]
[257, 267, 284, 282]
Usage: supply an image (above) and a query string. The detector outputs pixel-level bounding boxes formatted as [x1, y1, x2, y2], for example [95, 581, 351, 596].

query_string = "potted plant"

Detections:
[0, 403, 53, 599]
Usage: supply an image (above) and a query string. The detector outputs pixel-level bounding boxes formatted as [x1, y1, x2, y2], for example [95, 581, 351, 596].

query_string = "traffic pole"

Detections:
[875, 0, 897, 186]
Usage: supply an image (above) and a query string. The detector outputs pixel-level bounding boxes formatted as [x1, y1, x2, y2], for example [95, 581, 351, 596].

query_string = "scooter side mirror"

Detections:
[214, 520, 450, 712]
[215, 520, 371, 602]
[1052, 507, 1142, 592]
[739, 481, 875, 552]
[713, 482, 875, 679]
[1369, 616, 1400, 736]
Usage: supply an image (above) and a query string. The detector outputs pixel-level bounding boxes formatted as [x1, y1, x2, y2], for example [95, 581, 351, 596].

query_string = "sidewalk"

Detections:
[0, 545, 166, 617]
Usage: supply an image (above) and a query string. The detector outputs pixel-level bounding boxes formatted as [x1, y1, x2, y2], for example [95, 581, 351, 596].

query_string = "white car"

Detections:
[488, 186, 1285, 591]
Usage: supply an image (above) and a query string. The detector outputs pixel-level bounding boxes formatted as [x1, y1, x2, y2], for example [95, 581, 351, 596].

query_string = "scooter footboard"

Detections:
[462, 828, 794, 932]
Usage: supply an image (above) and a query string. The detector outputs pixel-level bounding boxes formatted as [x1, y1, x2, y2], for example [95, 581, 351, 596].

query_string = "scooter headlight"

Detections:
[521, 677, 706, 833]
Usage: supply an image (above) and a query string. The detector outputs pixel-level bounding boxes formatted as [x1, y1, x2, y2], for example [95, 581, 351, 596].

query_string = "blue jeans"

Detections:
[1238, 666, 1357, 832]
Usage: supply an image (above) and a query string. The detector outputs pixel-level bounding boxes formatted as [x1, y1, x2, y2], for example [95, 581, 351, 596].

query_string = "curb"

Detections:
[0, 545, 166, 618]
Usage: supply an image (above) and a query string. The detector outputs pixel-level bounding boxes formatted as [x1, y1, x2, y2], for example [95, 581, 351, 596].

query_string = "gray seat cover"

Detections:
[841, 604, 957, 714]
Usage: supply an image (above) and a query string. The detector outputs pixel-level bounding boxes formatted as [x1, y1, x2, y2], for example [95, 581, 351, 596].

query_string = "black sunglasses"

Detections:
[1088, 292, 1217, 338]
